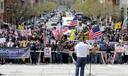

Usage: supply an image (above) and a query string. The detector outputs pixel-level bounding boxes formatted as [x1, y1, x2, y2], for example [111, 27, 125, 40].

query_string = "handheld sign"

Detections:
[0, 38, 6, 43]
[115, 46, 124, 53]
[44, 47, 51, 58]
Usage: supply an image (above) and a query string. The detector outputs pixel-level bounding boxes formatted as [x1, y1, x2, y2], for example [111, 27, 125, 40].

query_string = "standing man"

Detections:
[74, 39, 91, 76]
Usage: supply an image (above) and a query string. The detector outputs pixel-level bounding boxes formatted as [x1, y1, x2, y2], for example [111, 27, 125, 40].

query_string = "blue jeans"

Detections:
[97, 53, 102, 64]
[91, 53, 98, 64]
[115, 53, 122, 64]
[52, 52, 56, 63]
[56, 53, 63, 63]
[75, 57, 87, 76]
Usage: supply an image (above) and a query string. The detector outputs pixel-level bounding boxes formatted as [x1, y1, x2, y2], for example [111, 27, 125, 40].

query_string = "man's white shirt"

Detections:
[75, 42, 91, 57]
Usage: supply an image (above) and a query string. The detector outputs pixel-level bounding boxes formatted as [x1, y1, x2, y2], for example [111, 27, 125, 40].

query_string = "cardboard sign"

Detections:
[44, 47, 51, 58]
[115, 46, 124, 53]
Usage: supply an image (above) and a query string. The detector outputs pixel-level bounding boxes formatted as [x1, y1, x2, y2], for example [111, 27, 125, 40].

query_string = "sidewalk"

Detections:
[0, 64, 128, 76]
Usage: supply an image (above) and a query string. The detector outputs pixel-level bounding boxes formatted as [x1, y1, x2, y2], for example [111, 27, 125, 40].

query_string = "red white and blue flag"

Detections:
[52, 28, 62, 41]
[69, 15, 78, 26]
[89, 26, 102, 40]
[62, 27, 69, 32]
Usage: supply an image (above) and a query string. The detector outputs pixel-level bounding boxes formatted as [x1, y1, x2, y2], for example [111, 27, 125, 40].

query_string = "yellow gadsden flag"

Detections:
[18, 24, 24, 30]
[115, 22, 122, 30]
[84, 31, 89, 40]
[69, 29, 76, 41]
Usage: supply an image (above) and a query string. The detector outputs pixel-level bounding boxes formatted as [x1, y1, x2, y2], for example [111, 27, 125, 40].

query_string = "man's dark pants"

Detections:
[75, 57, 87, 76]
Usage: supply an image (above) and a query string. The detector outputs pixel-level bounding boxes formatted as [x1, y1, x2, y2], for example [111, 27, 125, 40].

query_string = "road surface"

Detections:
[0, 64, 128, 76]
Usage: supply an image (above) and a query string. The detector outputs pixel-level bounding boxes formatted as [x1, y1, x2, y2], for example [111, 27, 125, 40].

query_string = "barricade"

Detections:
[0, 47, 125, 64]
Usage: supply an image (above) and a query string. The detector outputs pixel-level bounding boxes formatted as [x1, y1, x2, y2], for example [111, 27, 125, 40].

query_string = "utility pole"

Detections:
[120, 0, 128, 22]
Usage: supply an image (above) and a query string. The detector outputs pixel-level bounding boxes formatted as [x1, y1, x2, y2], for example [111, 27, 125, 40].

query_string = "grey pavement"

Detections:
[0, 64, 128, 76]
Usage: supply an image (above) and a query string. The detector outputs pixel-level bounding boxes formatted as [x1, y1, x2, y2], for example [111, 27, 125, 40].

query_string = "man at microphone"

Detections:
[74, 39, 91, 76]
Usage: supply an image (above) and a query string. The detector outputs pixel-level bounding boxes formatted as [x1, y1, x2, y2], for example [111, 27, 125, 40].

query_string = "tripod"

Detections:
[69, 51, 89, 70]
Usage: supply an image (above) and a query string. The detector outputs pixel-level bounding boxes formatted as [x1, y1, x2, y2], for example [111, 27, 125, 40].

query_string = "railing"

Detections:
[0, 47, 125, 64]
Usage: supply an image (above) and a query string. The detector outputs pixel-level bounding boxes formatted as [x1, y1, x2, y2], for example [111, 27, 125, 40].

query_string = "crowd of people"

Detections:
[0, 10, 128, 65]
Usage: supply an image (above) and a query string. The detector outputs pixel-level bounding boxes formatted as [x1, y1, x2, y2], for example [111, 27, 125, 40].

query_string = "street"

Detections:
[1, 0, 128, 76]
[0, 64, 128, 76]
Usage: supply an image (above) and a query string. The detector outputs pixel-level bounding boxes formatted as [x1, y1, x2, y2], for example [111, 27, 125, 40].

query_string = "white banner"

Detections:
[44, 47, 51, 58]
[115, 46, 125, 53]
[124, 45, 128, 55]
[62, 17, 78, 26]
[0, 38, 6, 43]
[0, 0, 4, 13]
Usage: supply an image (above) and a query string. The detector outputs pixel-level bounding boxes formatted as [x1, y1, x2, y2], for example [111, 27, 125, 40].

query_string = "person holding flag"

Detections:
[69, 29, 76, 41]
[89, 25, 103, 40]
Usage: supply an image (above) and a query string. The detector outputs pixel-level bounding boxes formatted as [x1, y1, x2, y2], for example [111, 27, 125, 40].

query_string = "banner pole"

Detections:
[38, 50, 42, 65]
[29, 48, 32, 64]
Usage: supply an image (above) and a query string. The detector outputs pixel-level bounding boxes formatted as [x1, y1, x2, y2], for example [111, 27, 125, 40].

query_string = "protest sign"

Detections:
[0, 38, 6, 43]
[44, 47, 51, 58]
[0, 47, 30, 59]
[115, 46, 125, 53]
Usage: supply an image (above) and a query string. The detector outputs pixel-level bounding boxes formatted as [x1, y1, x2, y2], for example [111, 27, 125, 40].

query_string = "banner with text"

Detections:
[0, 47, 30, 59]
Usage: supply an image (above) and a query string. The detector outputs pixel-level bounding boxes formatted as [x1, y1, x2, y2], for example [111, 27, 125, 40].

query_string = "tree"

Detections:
[57, 0, 76, 8]
[72, 0, 83, 11]
[28, 1, 57, 16]
[72, 0, 121, 18]
[6, 0, 57, 25]
[9, 0, 24, 24]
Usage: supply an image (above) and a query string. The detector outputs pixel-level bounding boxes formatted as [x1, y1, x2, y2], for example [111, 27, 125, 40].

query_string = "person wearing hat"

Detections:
[74, 39, 91, 76]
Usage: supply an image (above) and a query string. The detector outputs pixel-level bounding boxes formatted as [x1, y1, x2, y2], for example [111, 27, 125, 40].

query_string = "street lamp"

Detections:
[6, 7, 9, 23]
[99, 0, 105, 4]
[0, 19, 3, 29]
[99, 0, 104, 14]
[99, 0, 108, 26]
[99, 0, 105, 20]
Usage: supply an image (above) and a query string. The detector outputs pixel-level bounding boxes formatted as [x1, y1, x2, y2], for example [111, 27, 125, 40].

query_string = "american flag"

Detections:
[52, 28, 62, 41]
[62, 27, 69, 33]
[69, 15, 78, 26]
[89, 26, 102, 40]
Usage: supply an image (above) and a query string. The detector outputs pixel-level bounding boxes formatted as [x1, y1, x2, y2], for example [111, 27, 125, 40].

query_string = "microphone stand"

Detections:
[87, 53, 95, 76]
[0, 59, 4, 76]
